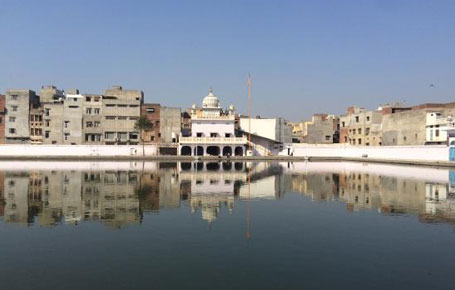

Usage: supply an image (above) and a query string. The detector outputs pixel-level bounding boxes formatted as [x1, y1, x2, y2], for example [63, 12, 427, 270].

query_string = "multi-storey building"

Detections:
[141, 103, 161, 143]
[0, 94, 5, 144]
[300, 114, 339, 144]
[339, 106, 383, 146]
[82, 93, 103, 144]
[4, 89, 38, 144]
[29, 106, 43, 144]
[41, 86, 65, 144]
[160, 106, 181, 143]
[102, 86, 143, 145]
[63, 92, 84, 144]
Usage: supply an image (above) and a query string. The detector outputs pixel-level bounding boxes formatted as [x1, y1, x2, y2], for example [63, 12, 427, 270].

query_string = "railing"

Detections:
[180, 136, 247, 144]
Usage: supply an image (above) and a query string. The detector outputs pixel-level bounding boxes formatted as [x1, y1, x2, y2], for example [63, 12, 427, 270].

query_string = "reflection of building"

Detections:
[179, 89, 247, 156]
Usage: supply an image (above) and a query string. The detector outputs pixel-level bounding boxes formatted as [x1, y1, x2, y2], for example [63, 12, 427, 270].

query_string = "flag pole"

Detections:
[248, 74, 252, 154]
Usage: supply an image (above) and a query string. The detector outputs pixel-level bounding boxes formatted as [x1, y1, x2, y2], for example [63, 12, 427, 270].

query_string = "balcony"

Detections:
[180, 136, 247, 145]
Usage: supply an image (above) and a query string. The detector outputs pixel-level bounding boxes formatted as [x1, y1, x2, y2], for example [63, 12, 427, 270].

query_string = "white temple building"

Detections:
[179, 89, 247, 156]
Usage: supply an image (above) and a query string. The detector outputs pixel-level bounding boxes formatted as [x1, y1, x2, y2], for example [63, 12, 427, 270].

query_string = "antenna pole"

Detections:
[248, 74, 252, 153]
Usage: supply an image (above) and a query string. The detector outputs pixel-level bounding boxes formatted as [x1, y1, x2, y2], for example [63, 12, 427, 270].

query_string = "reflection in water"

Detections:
[1, 161, 455, 228]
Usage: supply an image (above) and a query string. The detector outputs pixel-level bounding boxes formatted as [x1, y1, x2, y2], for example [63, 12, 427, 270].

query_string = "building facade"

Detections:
[301, 114, 339, 144]
[4, 89, 38, 144]
[102, 86, 143, 145]
[339, 106, 383, 146]
[141, 103, 161, 143]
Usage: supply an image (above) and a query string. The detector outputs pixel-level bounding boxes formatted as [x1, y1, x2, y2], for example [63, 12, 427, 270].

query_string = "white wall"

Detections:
[191, 119, 235, 137]
[0, 144, 157, 157]
[290, 144, 449, 162]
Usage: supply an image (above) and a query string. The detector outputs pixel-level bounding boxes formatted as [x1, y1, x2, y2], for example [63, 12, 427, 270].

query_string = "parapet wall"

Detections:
[0, 144, 157, 158]
[291, 144, 449, 162]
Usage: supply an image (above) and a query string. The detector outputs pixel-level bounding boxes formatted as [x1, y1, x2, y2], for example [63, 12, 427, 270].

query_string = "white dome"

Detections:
[202, 88, 220, 108]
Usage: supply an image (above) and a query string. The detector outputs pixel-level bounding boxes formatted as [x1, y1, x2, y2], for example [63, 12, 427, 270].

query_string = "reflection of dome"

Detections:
[202, 88, 220, 108]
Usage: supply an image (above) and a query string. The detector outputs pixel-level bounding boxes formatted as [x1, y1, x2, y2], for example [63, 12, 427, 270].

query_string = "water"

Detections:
[0, 161, 455, 290]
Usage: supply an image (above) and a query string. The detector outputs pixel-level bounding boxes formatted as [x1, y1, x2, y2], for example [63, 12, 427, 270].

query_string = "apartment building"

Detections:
[82, 93, 103, 144]
[339, 106, 383, 146]
[301, 114, 339, 144]
[63, 92, 83, 144]
[41, 86, 65, 145]
[141, 103, 161, 143]
[4, 89, 38, 144]
[102, 86, 143, 145]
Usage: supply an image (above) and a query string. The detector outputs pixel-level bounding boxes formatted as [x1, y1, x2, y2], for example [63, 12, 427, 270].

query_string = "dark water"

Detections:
[1, 161, 455, 290]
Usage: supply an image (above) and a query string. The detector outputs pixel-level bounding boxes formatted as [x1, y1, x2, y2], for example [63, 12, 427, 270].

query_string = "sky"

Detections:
[0, 0, 454, 121]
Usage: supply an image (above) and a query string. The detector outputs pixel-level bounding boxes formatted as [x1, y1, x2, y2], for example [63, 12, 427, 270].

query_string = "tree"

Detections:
[135, 116, 153, 156]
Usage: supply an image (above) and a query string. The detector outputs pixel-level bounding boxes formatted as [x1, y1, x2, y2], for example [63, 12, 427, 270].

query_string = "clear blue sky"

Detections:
[1, 0, 454, 121]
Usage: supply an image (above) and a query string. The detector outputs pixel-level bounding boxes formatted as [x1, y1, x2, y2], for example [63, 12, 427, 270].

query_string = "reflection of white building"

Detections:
[179, 89, 247, 156]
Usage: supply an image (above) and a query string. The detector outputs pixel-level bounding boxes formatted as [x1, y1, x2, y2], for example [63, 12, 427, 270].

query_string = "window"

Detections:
[403, 136, 407, 141]
[9, 128, 16, 134]
[94, 108, 100, 114]
[106, 104, 115, 107]
[45, 120, 50, 127]
[11, 95, 18, 100]
[358, 138, 362, 145]
[64, 133, 70, 140]
[12, 105, 18, 112]
[105, 132, 115, 139]
[86, 96, 91, 102]
[366, 116, 370, 121]
[129, 116, 138, 120]
[225, 133, 231, 137]
[436, 130, 440, 137]
[45, 108, 50, 116]
[69, 105, 79, 108]
[118, 132, 128, 141]
[358, 128, 362, 134]
[196, 133, 202, 137]
[129, 133, 138, 139]
[86, 122, 93, 127]
[118, 116, 127, 120]
[151, 136, 155, 141]
[146, 108, 155, 113]
[94, 97, 100, 102]
[45, 131, 50, 138]
[342, 121, 345, 127]
[86, 108, 92, 114]
[355, 116, 359, 122]
[210, 133, 217, 137]
[365, 128, 370, 135]
[118, 104, 127, 107]
[9, 117, 15, 122]
[105, 116, 116, 120]
[0, 116, 2, 123]
[64, 121, 69, 128]
[130, 104, 139, 107]
[325, 135, 331, 141]
[94, 121, 100, 127]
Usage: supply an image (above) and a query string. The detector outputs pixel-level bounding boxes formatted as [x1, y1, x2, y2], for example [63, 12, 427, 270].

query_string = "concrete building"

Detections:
[5, 89, 38, 144]
[381, 103, 455, 146]
[29, 106, 43, 144]
[141, 103, 161, 143]
[339, 106, 383, 146]
[160, 106, 181, 143]
[0, 94, 5, 144]
[40, 86, 65, 144]
[102, 86, 143, 145]
[82, 93, 103, 144]
[301, 114, 339, 144]
[239, 116, 292, 155]
[179, 89, 247, 156]
[62, 93, 84, 144]
[239, 117, 292, 144]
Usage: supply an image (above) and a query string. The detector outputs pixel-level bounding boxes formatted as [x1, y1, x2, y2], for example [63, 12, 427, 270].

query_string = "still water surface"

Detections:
[0, 161, 455, 289]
